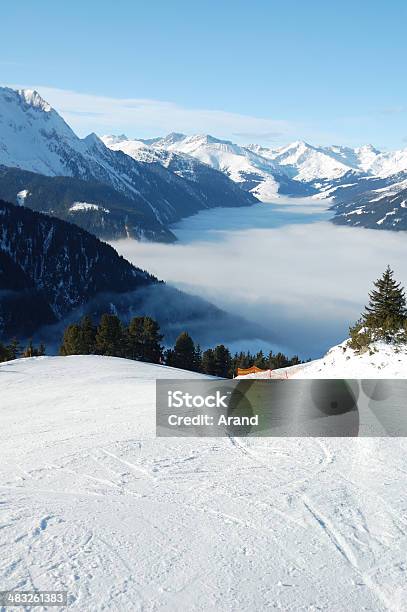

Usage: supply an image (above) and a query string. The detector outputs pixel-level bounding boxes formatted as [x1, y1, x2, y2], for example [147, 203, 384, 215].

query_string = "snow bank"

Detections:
[237, 339, 407, 379]
[69, 202, 110, 213]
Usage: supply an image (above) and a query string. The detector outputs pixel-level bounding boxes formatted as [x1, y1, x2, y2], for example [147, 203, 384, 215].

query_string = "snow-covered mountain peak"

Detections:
[285, 139, 310, 150]
[357, 144, 380, 155]
[83, 132, 102, 145]
[148, 132, 187, 147]
[102, 135, 160, 164]
[4, 84, 407, 210]
[272, 140, 313, 156]
[0, 86, 86, 175]
[101, 134, 129, 147]
[189, 134, 232, 146]
[16, 88, 53, 112]
[0, 87, 258, 229]
[156, 133, 235, 152]
[133, 131, 310, 200]
[353, 144, 380, 170]
[263, 141, 356, 181]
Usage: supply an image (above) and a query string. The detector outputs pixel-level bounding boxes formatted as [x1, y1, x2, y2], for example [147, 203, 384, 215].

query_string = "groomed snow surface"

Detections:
[1, 355, 407, 611]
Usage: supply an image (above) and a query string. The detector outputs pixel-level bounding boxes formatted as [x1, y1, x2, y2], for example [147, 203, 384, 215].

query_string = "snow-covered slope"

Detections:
[0, 87, 181, 222]
[0, 87, 142, 188]
[143, 133, 407, 202]
[0, 87, 90, 176]
[249, 140, 407, 182]
[101, 135, 151, 158]
[1, 354, 407, 610]
[249, 140, 407, 211]
[0, 88, 255, 230]
[360, 148, 407, 178]
[238, 339, 407, 379]
[249, 141, 360, 182]
[102, 135, 219, 181]
[144, 133, 311, 200]
[332, 179, 407, 231]
[101, 134, 259, 207]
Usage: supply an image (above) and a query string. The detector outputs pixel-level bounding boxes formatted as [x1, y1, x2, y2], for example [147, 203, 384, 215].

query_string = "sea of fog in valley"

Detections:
[113, 198, 407, 359]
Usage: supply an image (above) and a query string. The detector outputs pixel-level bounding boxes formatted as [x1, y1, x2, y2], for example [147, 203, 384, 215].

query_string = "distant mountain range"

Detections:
[0, 87, 256, 241]
[102, 133, 314, 200]
[103, 133, 407, 231]
[1, 86, 407, 236]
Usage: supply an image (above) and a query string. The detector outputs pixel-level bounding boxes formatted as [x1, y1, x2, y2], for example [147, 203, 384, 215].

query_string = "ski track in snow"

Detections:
[1, 356, 407, 611]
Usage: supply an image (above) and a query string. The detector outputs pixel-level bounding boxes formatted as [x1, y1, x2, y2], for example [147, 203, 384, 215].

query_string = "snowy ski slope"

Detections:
[1, 355, 407, 611]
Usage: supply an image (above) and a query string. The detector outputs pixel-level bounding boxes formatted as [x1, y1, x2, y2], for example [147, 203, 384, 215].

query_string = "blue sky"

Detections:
[2, 0, 407, 148]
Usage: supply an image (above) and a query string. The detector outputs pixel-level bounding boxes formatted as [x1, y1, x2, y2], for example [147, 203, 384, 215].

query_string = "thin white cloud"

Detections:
[8, 84, 292, 143]
[6, 83, 405, 148]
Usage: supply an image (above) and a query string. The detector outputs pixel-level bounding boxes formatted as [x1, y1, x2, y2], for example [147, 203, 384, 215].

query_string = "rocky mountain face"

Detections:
[332, 179, 407, 230]
[0, 87, 256, 241]
[0, 199, 260, 347]
[0, 199, 156, 338]
[0, 165, 176, 242]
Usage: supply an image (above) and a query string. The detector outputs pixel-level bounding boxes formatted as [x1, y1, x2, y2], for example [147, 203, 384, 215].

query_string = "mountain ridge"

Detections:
[0, 198, 156, 337]
[2, 86, 407, 237]
[0, 87, 257, 240]
[115, 132, 407, 206]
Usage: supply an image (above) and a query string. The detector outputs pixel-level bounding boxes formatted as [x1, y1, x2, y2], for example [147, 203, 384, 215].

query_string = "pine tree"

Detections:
[59, 317, 95, 356]
[22, 340, 35, 358]
[59, 323, 83, 355]
[202, 348, 216, 375]
[166, 332, 196, 371]
[0, 338, 25, 362]
[212, 344, 232, 378]
[127, 316, 145, 360]
[142, 317, 164, 363]
[127, 316, 163, 363]
[363, 266, 406, 330]
[269, 352, 286, 369]
[0, 341, 9, 363]
[254, 350, 266, 369]
[21, 340, 45, 358]
[79, 315, 96, 354]
[6, 338, 21, 360]
[164, 347, 175, 367]
[193, 344, 202, 372]
[95, 314, 124, 357]
[349, 266, 407, 349]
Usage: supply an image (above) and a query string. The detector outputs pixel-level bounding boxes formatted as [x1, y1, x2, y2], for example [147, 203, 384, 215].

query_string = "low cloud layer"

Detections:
[113, 220, 407, 359]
